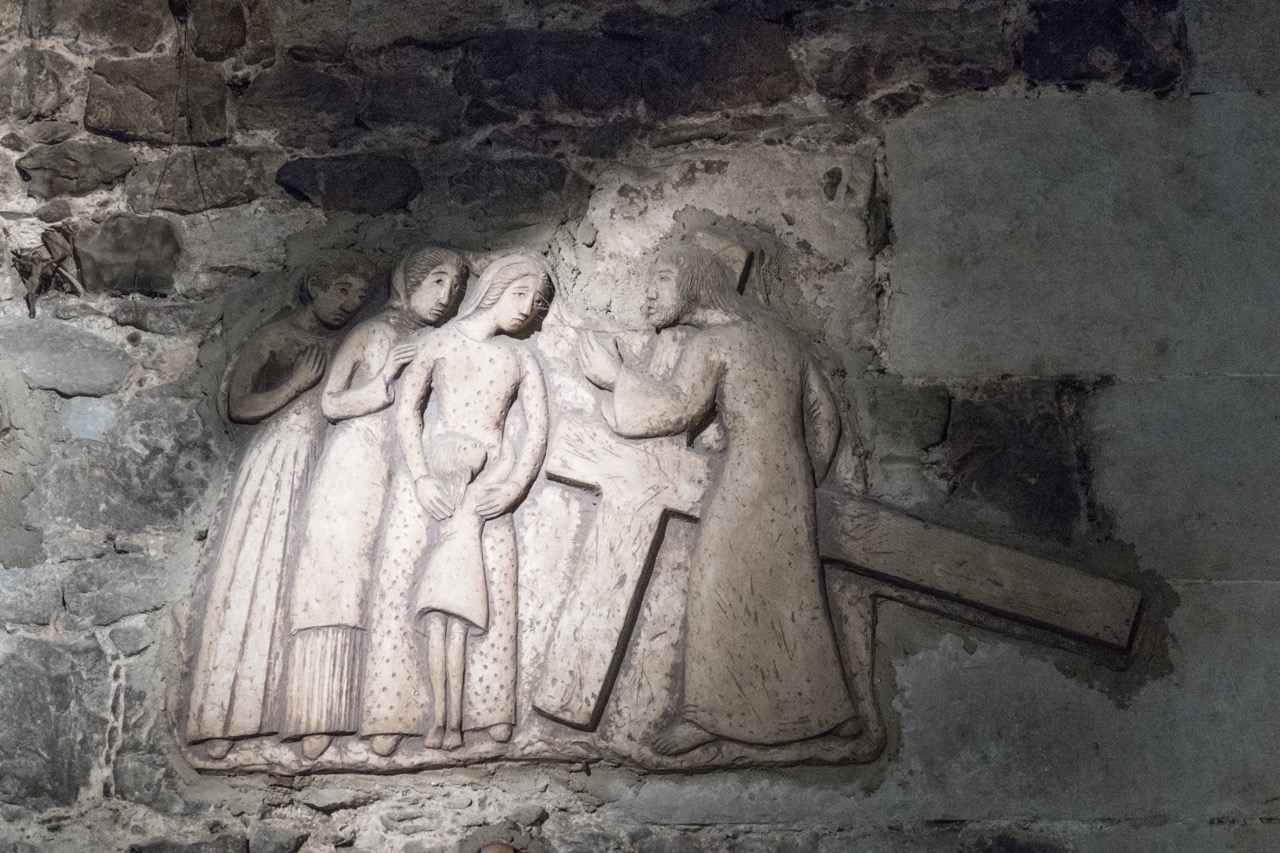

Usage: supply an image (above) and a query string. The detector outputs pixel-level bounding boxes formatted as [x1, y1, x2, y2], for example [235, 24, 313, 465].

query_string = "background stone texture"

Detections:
[0, 0, 1269, 850]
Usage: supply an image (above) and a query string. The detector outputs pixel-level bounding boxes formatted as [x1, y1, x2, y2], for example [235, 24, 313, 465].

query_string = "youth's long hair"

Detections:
[456, 251, 555, 319]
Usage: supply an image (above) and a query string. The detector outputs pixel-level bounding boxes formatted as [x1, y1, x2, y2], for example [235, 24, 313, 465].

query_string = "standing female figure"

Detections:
[185, 256, 373, 760]
[395, 252, 553, 750]
[282, 247, 468, 760]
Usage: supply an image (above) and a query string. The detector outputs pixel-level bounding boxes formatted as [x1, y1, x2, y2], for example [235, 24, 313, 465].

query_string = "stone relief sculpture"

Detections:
[395, 252, 552, 752]
[575, 244, 858, 755]
[281, 248, 469, 761]
[181, 231, 1145, 774]
[185, 256, 374, 760]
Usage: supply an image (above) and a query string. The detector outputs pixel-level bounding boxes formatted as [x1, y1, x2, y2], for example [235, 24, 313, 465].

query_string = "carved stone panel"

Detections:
[179, 227, 1144, 775]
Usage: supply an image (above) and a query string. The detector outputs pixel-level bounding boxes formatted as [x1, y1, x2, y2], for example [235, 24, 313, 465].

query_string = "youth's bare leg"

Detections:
[425, 612, 447, 749]
[443, 617, 467, 750]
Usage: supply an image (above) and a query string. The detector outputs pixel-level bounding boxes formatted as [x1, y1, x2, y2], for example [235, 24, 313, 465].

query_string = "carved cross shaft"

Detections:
[534, 417, 1144, 732]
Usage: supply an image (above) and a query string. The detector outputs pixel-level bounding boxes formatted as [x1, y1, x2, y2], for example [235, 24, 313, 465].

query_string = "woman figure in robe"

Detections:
[395, 252, 552, 750]
[281, 247, 469, 760]
[185, 256, 374, 760]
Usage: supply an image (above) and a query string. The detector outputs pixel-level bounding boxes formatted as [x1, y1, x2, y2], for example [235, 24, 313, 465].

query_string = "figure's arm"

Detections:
[476, 349, 550, 519]
[803, 358, 842, 485]
[609, 335, 720, 438]
[225, 332, 325, 425]
[320, 325, 394, 422]
[395, 349, 435, 485]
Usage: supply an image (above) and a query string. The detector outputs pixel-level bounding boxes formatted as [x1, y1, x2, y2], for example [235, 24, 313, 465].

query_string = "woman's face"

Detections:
[408, 263, 461, 324]
[492, 274, 545, 334]
[313, 274, 370, 329]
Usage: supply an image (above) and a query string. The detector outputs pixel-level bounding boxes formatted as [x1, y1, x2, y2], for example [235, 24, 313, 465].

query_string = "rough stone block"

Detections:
[0, 634, 110, 810]
[638, 10, 799, 117]
[804, 3, 1012, 104]
[0, 318, 132, 397]
[1015, 0, 1185, 93]
[455, 30, 642, 113]
[186, 0, 248, 62]
[130, 837, 248, 853]
[76, 213, 182, 296]
[885, 93, 1280, 379]
[21, 0, 173, 52]
[15, 139, 136, 199]
[85, 57, 227, 145]
[348, 0, 505, 53]
[276, 153, 422, 214]
[0, 46, 78, 121]
[248, 822, 309, 853]
[27, 120, 77, 145]
[1089, 377, 1280, 581]
[237, 60, 358, 142]
[127, 149, 269, 215]
[356, 48, 464, 132]
[62, 555, 175, 627]
[27, 397, 215, 533]
[268, 0, 350, 61]
[0, 566, 61, 625]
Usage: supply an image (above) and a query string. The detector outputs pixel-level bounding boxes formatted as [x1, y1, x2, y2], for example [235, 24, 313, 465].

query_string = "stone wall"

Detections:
[0, 0, 1273, 850]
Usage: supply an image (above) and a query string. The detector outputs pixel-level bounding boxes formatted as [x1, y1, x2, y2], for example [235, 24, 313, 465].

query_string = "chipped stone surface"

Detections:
[76, 213, 183, 295]
[62, 555, 178, 627]
[187, 0, 249, 62]
[0, 565, 62, 624]
[85, 57, 228, 146]
[27, 396, 216, 533]
[885, 93, 1280, 379]
[20, 0, 174, 51]
[0, 317, 132, 396]
[276, 152, 422, 214]
[237, 59, 359, 143]
[127, 149, 270, 215]
[15, 139, 136, 199]
[0, 46, 78, 122]
[0, 633, 110, 810]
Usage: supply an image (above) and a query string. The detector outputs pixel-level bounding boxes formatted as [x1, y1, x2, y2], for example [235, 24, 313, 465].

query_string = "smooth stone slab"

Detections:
[884, 93, 1280, 379]
[0, 318, 132, 396]
[1186, 0, 1280, 93]
[1089, 377, 1280, 581]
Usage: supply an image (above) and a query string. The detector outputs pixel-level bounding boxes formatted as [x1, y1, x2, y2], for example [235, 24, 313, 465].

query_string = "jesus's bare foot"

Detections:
[487, 723, 513, 743]
[442, 727, 464, 751]
[204, 738, 232, 760]
[425, 725, 445, 750]
[651, 721, 716, 755]
[369, 734, 403, 757]
[301, 734, 333, 760]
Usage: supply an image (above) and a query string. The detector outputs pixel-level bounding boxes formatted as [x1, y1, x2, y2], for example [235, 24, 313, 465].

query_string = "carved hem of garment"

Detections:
[282, 626, 364, 738]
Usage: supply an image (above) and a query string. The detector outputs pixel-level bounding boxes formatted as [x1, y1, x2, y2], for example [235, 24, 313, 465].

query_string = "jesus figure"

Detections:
[580, 242, 860, 755]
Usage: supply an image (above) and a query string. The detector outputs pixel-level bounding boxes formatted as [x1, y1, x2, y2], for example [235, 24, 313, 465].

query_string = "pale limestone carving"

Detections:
[185, 257, 374, 760]
[181, 236, 1144, 774]
[281, 248, 469, 761]
[394, 252, 552, 752]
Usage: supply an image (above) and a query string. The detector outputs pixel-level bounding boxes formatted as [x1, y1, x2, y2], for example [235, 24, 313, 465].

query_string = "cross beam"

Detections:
[534, 416, 1143, 731]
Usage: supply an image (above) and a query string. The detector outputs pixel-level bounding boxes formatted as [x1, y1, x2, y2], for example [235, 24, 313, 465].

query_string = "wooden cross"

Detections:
[533, 416, 1144, 732]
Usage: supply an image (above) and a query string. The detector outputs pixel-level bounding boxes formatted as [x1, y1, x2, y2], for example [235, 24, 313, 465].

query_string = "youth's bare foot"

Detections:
[301, 734, 334, 760]
[204, 738, 232, 760]
[425, 725, 446, 750]
[487, 723, 513, 743]
[441, 727, 464, 751]
[369, 734, 403, 757]
[651, 721, 715, 756]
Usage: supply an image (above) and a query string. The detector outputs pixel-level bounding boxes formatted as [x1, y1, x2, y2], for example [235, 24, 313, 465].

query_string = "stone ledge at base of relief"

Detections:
[178, 235, 1144, 775]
